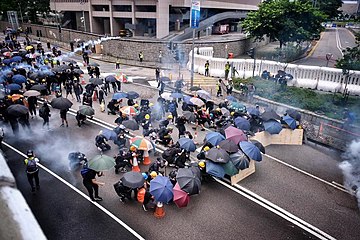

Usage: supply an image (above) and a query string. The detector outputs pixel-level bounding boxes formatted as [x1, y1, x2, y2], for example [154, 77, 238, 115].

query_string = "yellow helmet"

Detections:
[231, 112, 235, 116]
[149, 103, 154, 107]
[167, 114, 173, 119]
[216, 108, 221, 112]
[134, 104, 139, 107]
[145, 114, 150, 120]
[130, 146, 137, 151]
[203, 146, 210, 152]
[198, 161, 205, 168]
[150, 171, 158, 178]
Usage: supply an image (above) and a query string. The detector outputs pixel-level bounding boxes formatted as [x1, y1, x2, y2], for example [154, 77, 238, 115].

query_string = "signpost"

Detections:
[190, 0, 200, 88]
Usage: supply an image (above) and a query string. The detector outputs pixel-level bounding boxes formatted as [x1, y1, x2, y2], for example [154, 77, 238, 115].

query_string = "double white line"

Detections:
[335, 28, 344, 56]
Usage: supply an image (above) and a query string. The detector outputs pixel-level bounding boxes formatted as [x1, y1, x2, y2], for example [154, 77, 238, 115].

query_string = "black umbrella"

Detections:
[260, 108, 281, 122]
[176, 168, 201, 196]
[85, 84, 95, 92]
[205, 148, 230, 163]
[183, 111, 196, 122]
[251, 140, 266, 154]
[121, 172, 145, 188]
[218, 139, 239, 153]
[78, 105, 95, 116]
[73, 69, 84, 75]
[122, 120, 139, 130]
[286, 109, 301, 121]
[7, 104, 29, 117]
[105, 75, 117, 83]
[89, 78, 103, 85]
[88, 62, 99, 67]
[62, 58, 77, 64]
[189, 86, 202, 91]
[126, 91, 139, 99]
[30, 84, 47, 91]
[50, 97, 73, 110]
[52, 66, 63, 73]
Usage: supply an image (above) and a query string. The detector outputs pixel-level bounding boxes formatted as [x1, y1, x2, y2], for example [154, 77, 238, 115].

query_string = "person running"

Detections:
[82, 167, 104, 201]
[60, 108, 69, 127]
[27, 96, 37, 118]
[24, 150, 40, 192]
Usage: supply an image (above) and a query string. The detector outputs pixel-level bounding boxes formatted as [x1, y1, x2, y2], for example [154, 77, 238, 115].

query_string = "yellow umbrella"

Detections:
[25, 46, 33, 50]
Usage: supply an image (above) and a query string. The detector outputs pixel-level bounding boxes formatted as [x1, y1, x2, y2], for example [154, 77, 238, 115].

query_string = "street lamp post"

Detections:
[190, 29, 195, 88]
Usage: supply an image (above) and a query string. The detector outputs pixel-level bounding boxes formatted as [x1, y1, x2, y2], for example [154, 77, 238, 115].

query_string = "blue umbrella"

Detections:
[234, 117, 250, 131]
[39, 65, 51, 71]
[205, 132, 225, 146]
[150, 176, 174, 203]
[112, 92, 128, 100]
[6, 83, 21, 91]
[248, 107, 260, 116]
[226, 96, 237, 102]
[11, 56, 22, 63]
[263, 120, 282, 134]
[105, 75, 117, 82]
[170, 92, 183, 98]
[177, 137, 196, 152]
[205, 160, 225, 178]
[101, 129, 118, 141]
[2, 59, 11, 65]
[12, 74, 26, 84]
[183, 95, 192, 104]
[126, 91, 139, 99]
[282, 115, 296, 130]
[230, 150, 250, 170]
[239, 141, 262, 162]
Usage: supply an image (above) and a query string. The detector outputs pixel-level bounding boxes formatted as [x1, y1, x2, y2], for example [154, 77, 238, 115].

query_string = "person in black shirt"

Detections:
[82, 169, 104, 201]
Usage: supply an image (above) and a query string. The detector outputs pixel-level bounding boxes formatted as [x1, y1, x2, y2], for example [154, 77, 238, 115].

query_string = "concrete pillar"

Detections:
[131, 1, 136, 36]
[88, 0, 93, 33]
[156, 0, 170, 39]
[109, 0, 114, 36]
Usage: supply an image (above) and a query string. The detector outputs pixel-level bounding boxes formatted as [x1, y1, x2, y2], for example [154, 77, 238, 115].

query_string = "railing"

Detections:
[188, 47, 360, 95]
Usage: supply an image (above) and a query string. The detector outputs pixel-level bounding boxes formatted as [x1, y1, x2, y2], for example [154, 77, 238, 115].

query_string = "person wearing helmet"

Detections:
[150, 171, 158, 179]
[141, 114, 151, 136]
[176, 115, 187, 138]
[168, 100, 178, 124]
[156, 126, 173, 146]
[198, 161, 205, 169]
[197, 145, 210, 160]
[114, 150, 132, 174]
[24, 150, 40, 192]
[148, 157, 166, 175]
[159, 115, 171, 129]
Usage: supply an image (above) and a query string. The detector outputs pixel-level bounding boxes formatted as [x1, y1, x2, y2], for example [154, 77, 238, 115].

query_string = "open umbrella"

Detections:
[218, 139, 239, 153]
[230, 150, 250, 170]
[239, 141, 262, 162]
[130, 136, 153, 151]
[112, 92, 128, 100]
[73, 69, 84, 75]
[58, 65, 71, 71]
[120, 106, 138, 116]
[234, 117, 251, 131]
[282, 115, 296, 130]
[11, 56, 22, 63]
[264, 120, 282, 134]
[196, 90, 211, 100]
[221, 107, 230, 117]
[50, 97, 73, 110]
[226, 96, 237, 102]
[176, 168, 201, 195]
[78, 105, 95, 116]
[150, 176, 174, 203]
[6, 83, 21, 91]
[30, 84, 47, 91]
[170, 92, 183, 99]
[88, 62, 99, 67]
[286, 109, 301, 121]
[89, 78, 103, 85]
[122, 120, 139, 130]
[101, 129, 118, 141]
[189, 86, 201, 91]
[206, 148, 230, 163]
[173, 183, 190, 208]
[105, 75, 117, 83]
[121, 172, 145, 188]
[2, 59, 11, 65]
[251, 140, 265, 154]
[88, 154, 115, 171]
[223, 160, 239, 176]
[183, 111, 196, 122]
[12, 74, 26, 84]
[205, 132, 225, 146]
[160, 92, 173, 101]
[206, 160, 225, 178]
[261, 109, 281, 121]
[224, 126, 247, 144]
[177, 138, 196, 152]
[7, 104, 28, 117]
[23, 90, 40, 97]
[126, 91, 139, 99]
[230, 102, 246, 112]
[189, 97, 204, 107]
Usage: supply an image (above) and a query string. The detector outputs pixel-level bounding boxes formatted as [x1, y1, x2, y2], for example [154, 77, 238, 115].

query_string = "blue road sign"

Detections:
[190, 0, 200, 29]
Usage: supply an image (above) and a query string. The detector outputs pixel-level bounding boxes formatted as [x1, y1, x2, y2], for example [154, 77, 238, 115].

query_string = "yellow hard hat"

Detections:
[167, 114, 173, 119]
[134, 104, 139, 107]
[216, 108, 221, 112]
[149, 103, 154, 107]
[150, 171, 158, 178]
[145, 114, 150, 119]
[130, 146, 136, 151]
[231, 112, 235, 116]
[198, 161, 205, 168]
[203, 146, 210, 152]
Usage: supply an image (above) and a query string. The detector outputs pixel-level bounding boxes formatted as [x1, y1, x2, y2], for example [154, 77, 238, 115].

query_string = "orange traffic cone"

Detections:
[143, 150, 151, 165]
[81, 77, 86, 85]
[154, 202, 165, 219]
[93, 91, 97, 101]
[132, 154, 141, 172]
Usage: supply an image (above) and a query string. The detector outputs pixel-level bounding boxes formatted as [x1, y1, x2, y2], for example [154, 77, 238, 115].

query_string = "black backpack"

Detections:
[39, 106, 46, 117]
[26, 158, 38, 173]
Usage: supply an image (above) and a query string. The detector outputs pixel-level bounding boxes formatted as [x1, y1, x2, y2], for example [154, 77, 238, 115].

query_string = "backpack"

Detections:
[137, 188, 146, 203]
[39, 106, 47, 118]
[168, 102, 176, 112]
[26, 158, 38, 173]
[80, 167, 91, 178]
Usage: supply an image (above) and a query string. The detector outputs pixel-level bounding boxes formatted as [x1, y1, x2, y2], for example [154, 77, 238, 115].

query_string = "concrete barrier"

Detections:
[250, 129, 304, 147]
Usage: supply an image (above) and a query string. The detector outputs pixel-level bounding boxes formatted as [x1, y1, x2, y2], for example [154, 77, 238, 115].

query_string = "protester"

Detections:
[204, 60, 209, 77]
[82, 167, 104, 201]
[216, 79, 223, 97]
[60, 108, 69, 127]
[39, 102, 51, 130]
[24, 150, 40, 192]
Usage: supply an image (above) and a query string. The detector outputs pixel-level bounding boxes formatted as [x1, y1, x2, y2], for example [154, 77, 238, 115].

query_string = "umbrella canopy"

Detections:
[170, 92, 183, 99]
[221, 107, 230, 117]
[30, 84, 47, 91]
[251, 140, 265, 154]
[230, 102, 246, 112]
[150, 176, 174, 203]
[239, 141, 262, 162]
[88, 62, 100, 67]
[23, 90, 40, 97]
[101, 129, 118, 141]
[206, 160, 225, 178]
[230, 150, 250, 170]
[218, 139, 239, 153]
[261, 109, 281, 121]
[12, 74, 26, 84]
[224, 126, 247, 144]
[264, 120, 282, 134]
[25, 46, 33, 50]
[189, 86, 201, 91]
[105, 75, 117, 83]
[120, 106, 138, 116]
[223, 160, 239, 176]
[160, 92, 173, 101]
[121, 172, 145, 188]
[126, 91, 139, 99]
[7, 104, 28, 117]
[177, 137, 196, 152]
[234, 117, 251, 131]
[130, 136, 153, 151]
[286, 109, 301, 121]
[122, 120, 139, 130]
[176, 168, 201, 195]
[88, 154, 115, 171]
[59, 65, 71, 71]
[206, 147, 230, 163]
[11, 56, 22, 62]
[6, 83, 21, 91]
[183, 111, 196, 122]
[73, 69, 84, 75]
[282, 115, 297, 130]
[205, 132, 225, 146]
[189, 97, 204, 107]
[112, 92, 128, 100]
[78, 105, 95, 116]
[196, 90, 211, 100]
[226, 96, 237, 102]
[89, 78, 103, 85]
[50, 97, 73, 110]
[173, 183, 190, 208]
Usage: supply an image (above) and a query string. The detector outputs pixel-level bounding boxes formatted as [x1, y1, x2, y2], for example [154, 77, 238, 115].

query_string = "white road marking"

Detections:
[335, 28, 344, 56]
[2, 141, 145, 240]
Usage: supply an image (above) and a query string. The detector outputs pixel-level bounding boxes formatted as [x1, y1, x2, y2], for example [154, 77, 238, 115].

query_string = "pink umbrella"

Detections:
[224, 126, 247, 144]
[173, 183, 190, 208]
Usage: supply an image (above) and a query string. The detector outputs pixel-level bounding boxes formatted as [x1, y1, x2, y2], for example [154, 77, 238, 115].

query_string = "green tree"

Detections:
[300, 0, 343, 20]
[336, 32, 360, 71]
[242, 0, 326, 48]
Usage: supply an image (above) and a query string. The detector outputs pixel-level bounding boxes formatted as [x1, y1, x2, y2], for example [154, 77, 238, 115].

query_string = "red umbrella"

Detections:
[224, 126, 247, 144]
[173, 183, 190, 208]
